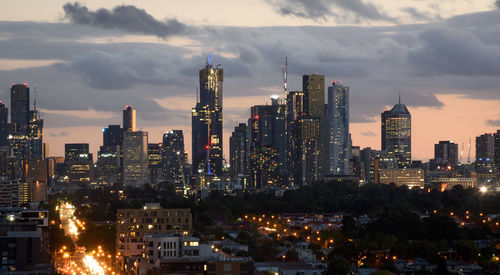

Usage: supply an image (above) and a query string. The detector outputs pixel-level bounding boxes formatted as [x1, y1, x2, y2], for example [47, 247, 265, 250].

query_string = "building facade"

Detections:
[326, 83, 350, 176]
[123, 131, 149, 187]
[381, 99, 411, 168]
[192, 62, 224, 176]
[116, 204, 192, 257]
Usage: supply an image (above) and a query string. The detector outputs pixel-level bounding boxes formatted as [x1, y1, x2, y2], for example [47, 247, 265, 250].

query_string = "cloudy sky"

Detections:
[1, 0, 500, 161]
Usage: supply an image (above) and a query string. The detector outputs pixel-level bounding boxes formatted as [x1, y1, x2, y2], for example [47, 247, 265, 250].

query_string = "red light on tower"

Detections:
[254, 115, 259, 119]
[205, 145, 210, 150]
[23, 83, 28, 86]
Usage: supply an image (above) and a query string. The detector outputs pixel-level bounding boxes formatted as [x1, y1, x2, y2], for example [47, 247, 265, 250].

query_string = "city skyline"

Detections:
[2, 1, 500, 161]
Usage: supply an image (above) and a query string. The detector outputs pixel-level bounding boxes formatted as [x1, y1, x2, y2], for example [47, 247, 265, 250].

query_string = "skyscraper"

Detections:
[123, 131, 149, 187]
[0, 102, 8, 147]
[303, 74, 326, 176]
[287, 91, 305, 186]
[327, 83, 350, 175]
[381, 97, 411, 168]
[192, 59, 223, 176]
[434, 141, 458, 166]
[229, 123, 248, 178]
[27, 110, 43, 160]
[10, 84, 30, 134]
[64, 143, 92, 185]
[123, 105, 136, 132]
[96, 125, 123, 184]
[475, 133, 496, 183]
[298, 116, 320, 185]
[161, 130, 185, 185]
[148, 143, 161, 184]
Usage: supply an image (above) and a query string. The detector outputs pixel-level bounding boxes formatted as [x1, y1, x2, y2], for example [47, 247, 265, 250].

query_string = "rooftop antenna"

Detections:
[281, 56, 288, 100]
[207, 48, 214, 65]
[34, 85, 37, 111]
[398, 90, 401, 105]
[196, 86, 199, 104]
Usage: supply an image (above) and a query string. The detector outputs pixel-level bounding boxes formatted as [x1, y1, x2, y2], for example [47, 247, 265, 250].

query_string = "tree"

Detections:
[327, 259, 350, 275]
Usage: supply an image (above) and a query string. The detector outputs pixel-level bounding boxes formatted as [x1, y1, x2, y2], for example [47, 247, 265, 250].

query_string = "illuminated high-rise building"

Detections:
[161, 130, 185, 185]
[64, 143, 92, 185]
[27, 110, 43, 160]
[327, 83, 350, 175]
[297, 116, 320, 185]
[229, 123, 248, 178]
[148, 143, 161, 184]
[434, 141, 458, 166]
[96, 125, 123, 184]
[475, 133, 496, 184]
[303, 75, 326, 175]
[10, 84, 30, 134]
[286, 91, 308, 186]
[123, 131, 149, 186]
[381, 97, 411, 168]
[0, 102, 8, 147]
[192, 58, 223, 176]
[123, 105, 136, 132]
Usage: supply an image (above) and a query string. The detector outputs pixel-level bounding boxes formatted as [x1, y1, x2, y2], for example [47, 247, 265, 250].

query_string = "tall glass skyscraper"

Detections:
[192, 61, 223, 176]
[303, 74, 326, 176]
[327, 83, 350, 175]
[381, 98, 411, 168]
[161, 130, 185, 185]
[10, 84, 30, 134]
[123, 131, 149, 187]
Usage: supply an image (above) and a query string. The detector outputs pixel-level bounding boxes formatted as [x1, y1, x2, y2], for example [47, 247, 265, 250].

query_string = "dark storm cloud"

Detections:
[63, 2, 190, 38]
[58, 50, 172, 89]
[1, 8, 500, 130]
[268, 0, 394, 22]
[408, 27, 500, 76]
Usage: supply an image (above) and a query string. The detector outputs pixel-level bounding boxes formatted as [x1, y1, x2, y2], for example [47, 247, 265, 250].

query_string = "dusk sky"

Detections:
[1, 0, 500, 161]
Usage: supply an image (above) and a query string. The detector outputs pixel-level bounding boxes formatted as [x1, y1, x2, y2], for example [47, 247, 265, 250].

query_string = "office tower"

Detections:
[192, 60, 223, 176]
[326, 83, 350, 175]
[123, 105, 136, 132]
[65, 143, 89, 161]
[10, 84, 30, 134]
[148, 143, 161, 184]
[0, 102, 7, 147]
[229, 123, 248, 178]
[286, 91, 305, 186]
[27, 110, 43, 160]
[96, 125, 123, 184]
[95, 150, 120, 184]
[476, 133, 496, 183]
[434, 141, 459, 166]
[495, 130, 500, 180]
[64, 143, 92, 185]
[123, 131, 148, 186]
[360, 148, 398, 184]
[381, 97, 411, 168]
[102, 125, 124, 152]
[297, 116, 320, 185]
[161, 130, 185, 186]
[303, 75, 326, 176]
[248, 146, 280, 189]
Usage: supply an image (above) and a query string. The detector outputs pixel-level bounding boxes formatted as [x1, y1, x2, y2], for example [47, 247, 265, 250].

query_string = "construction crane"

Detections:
[460, 142, 464, 164]
[467, 139, 472, 164]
